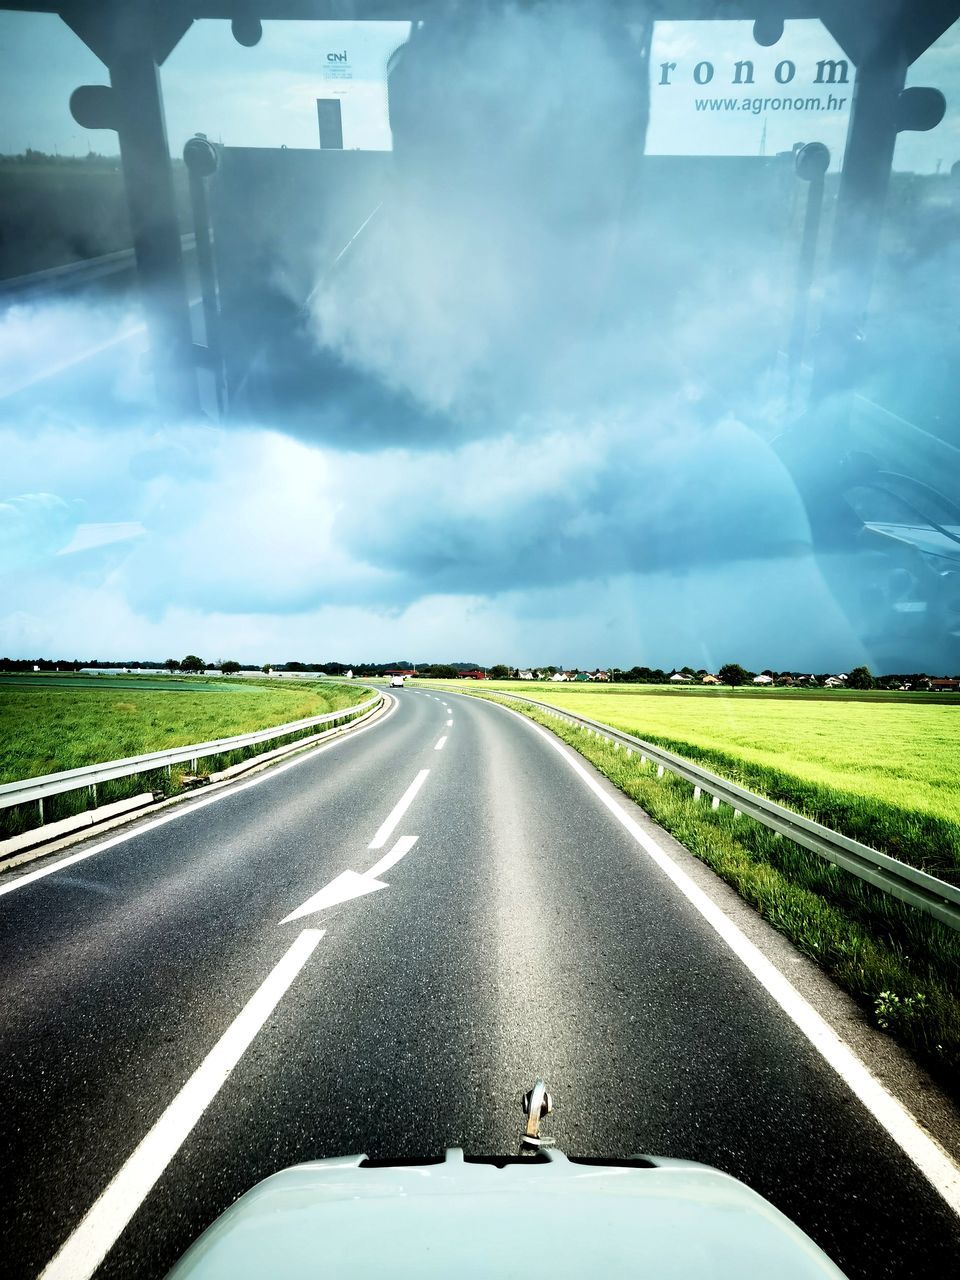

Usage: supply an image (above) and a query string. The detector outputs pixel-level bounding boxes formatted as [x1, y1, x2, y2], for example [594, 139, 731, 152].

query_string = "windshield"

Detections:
[2, 6, 960, 1280]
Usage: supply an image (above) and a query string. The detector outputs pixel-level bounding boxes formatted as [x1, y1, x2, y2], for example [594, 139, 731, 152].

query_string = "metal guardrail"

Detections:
[477, 690, 960, 934]
[0, 691, 382, 817]
[0, 234, 196, 299]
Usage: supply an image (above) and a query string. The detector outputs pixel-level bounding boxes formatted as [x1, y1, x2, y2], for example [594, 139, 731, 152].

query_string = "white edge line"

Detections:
[434, 736, 448, 751]
[367, 834, 418, 879]
[0, 696, 398, 900]
[39, 928, 325, 1280]
[488, 698, 960, 1216]
[368, 769, 430, 850]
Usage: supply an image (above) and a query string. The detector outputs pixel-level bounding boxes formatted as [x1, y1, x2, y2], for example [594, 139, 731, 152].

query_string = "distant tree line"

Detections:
[2, 658, 957, 688]
[2, 149, 122, 167]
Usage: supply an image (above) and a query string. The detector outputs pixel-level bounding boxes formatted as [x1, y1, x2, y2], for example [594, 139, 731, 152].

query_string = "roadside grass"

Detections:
[425, 681, 960, 876]
[0, 678, 370, 840]
[477, 694, 960, 1092]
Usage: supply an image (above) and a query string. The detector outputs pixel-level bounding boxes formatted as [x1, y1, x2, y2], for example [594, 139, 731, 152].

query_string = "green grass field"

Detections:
[427, 680, 960, 873]
[0, 677, 367, 785]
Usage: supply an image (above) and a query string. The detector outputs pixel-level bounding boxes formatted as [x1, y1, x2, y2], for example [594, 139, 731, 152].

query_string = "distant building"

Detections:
[701, 674, 721, 685]
[752, 674, 774, 685]
[669, 672, 693, 683]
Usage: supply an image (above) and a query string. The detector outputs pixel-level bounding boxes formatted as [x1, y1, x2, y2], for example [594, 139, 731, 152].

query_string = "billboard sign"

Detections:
[646, 20, 853, 166]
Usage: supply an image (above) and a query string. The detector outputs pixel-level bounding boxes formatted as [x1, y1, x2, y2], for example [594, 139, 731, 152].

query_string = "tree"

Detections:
[489, 664, 510, 680]
[221, 660, 241, 675]
[164, 658, 179, 673]
[847, 664, 875, 690]
[262, 664, 273, 674]
[429, 664, 459, 679]
[718, 662, 749, 688]
[180, 654, 205, 673]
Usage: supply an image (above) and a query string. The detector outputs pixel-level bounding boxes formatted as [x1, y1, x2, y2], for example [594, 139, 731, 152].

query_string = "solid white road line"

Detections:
[39, 929, 325, 1280]
[367, 834, 418, 879]
[434, 736, 448, 751]
[492, 700, 960, 1217]
[0, 696, 399, 901]
[368, 770, 430, 850]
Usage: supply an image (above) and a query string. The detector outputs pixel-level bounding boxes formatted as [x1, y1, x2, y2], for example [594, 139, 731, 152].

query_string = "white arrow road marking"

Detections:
[434, 736, 447, 751]
[368, 769, 429, 850]
[368, 834, 418, 878]
[281, 836, 418, 924]
[280, 871, 387, 923]
[39, 928, 325, 1280]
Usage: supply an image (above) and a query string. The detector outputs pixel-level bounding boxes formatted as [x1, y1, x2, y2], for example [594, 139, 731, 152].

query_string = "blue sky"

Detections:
[2, 9, 959, 669]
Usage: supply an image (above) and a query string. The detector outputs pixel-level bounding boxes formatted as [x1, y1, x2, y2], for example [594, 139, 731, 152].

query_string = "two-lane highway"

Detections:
[2, 686, 959, 1278]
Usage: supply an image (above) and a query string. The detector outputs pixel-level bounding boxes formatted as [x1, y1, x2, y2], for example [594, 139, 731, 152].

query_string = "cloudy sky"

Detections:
[2, 6, 959, 669]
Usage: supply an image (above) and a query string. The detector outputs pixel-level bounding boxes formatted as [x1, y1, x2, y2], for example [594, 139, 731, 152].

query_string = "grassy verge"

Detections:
[474, 692, 960, 1095]
[423, 680, 960, 877]
[0, 679, 372, 840]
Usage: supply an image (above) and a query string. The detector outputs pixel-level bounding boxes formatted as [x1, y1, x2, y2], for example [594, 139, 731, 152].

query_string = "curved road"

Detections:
[1, 687, 958, 1278]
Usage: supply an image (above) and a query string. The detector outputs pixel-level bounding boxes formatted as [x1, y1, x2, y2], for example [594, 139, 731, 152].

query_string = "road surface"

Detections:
[1, 687, 958, 1278]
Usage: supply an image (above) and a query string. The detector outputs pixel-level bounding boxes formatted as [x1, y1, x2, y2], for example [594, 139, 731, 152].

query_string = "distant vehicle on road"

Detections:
[389, 675, 405, 688]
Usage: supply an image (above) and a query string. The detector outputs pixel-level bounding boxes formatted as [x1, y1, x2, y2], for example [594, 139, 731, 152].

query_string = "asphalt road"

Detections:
[2, 687, 958, 1279]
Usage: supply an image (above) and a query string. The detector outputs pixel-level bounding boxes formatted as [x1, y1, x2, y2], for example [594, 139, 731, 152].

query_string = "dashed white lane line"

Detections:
[446, 720, 453, 728]
[368, 770, 430, 850]
[434, 736, 448, 751]
[39, 928, 325, 1280]
[490, 699, 960, 1217]
[0, 694, 399, 902]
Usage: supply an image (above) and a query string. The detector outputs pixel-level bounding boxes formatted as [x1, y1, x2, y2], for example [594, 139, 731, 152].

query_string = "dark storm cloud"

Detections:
[336, 411, 813, 600]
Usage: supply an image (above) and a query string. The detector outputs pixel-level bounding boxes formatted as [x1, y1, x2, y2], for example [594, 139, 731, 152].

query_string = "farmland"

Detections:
[427, 680, 960, 872]
[0, 675, 367, 785]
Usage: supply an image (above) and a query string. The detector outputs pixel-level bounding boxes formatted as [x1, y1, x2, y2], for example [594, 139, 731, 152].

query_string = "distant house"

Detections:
[385, 668, 418, 678]
[518, 670, 534, 680]
[669, 672, 693, 683]
[824, 676, 844, 687]
[590, 670, 610, 682]
[924, 677, 960, 692]
[796, 674, 818, 685]
[458, 669, 487, 680]
[574, 672, 591, 682]
[344, 669, 354, 679]
[776, 676, 795, 686]
[550, 672, 569, 682]
[752, 674, 775, 685]
[701, 674, 721, 685]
